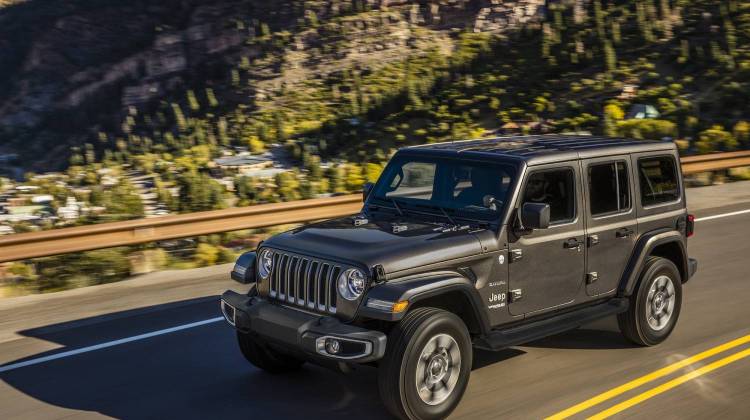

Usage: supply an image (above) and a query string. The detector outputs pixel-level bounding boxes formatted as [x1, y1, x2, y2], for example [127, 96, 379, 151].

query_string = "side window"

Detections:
[638, 156, 680, 207]
[588, 161, 630, 216]
[523, 169, 576, 224]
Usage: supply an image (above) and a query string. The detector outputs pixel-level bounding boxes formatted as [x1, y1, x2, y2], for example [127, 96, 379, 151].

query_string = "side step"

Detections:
[474, 298, 629, 351]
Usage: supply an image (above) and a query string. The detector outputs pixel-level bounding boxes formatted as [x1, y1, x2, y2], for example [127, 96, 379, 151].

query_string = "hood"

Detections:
[261, 215, 484, 275]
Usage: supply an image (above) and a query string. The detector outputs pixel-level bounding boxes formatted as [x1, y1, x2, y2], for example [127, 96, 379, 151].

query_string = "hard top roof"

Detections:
[402, 134, 676, 166]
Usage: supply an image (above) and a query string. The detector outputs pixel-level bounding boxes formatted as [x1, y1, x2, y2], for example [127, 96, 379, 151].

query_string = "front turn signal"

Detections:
[392, 300, 409, 313]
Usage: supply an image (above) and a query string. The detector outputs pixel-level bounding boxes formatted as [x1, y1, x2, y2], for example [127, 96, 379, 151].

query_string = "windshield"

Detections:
[370, 154, 518, 222]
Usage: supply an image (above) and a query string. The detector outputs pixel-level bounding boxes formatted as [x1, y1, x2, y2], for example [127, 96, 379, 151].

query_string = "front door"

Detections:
[508, 163, 586, 316]
[582, 157, 637, 296]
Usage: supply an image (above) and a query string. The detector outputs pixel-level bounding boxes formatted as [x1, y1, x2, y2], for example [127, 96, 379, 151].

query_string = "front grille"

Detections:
[267, 251, 340, 314]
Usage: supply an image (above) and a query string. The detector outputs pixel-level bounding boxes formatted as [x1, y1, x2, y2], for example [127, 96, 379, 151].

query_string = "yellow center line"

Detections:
[588, 347, 750, 419]
[545, 334, 750, 420]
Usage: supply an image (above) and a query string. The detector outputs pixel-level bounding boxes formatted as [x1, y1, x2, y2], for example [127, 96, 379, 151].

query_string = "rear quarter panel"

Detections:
[621, 149, 688, 294]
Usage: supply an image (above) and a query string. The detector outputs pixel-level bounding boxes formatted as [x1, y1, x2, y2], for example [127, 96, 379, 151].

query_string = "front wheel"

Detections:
[618, 257, 682, 346]
[378, 308, 472, 420]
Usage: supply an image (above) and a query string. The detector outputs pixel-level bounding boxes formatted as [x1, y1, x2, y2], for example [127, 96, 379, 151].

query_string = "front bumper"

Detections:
[221, 290, 386, 363]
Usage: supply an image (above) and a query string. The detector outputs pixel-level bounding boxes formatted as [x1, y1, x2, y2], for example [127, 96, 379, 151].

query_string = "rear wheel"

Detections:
[236, 331, 304, 373]
[378, 308, 472, 420]
[618, 257, 682, 346]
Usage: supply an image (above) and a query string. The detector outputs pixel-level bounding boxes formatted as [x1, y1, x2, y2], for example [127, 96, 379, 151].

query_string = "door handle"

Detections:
[616, 228, 635, 238]
[563, 238, 581, 249]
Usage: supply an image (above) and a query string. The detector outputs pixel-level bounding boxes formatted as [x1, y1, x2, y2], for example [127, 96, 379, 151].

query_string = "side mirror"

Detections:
[521, 202, 550, 230]
[363, 182, 374, 202]
[231, 251, 257, 284]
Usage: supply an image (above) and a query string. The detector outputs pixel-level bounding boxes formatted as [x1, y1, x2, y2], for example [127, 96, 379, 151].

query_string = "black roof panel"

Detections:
[404, 134, 676, 165]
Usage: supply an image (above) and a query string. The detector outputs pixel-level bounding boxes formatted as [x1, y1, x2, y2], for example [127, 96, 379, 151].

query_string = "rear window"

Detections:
[638, 156, 680, 207]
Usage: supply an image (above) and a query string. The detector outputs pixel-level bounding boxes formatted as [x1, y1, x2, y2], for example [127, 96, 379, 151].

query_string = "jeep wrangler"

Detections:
[221, 135, 697, 420]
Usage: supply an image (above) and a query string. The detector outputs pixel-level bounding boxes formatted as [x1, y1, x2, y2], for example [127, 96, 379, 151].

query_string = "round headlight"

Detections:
[337, 268, 366, 301]
[258, 249, 273, 279]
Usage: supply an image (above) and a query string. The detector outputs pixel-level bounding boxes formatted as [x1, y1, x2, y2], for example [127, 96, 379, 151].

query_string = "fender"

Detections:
[619, 229, 687, 296]
[358, 272, 491, 335]
[231, 251, 257, 284]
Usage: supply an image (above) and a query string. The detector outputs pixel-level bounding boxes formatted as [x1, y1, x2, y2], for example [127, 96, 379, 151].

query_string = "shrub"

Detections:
[616, 119, 677, 140]
[695, 125, 738, 154]
[733, 121, 750, 145]
[195, 243, 219, 266]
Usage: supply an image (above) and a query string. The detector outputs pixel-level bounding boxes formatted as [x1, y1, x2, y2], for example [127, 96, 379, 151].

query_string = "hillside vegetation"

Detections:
[1, 0, 749, 182]
[2, 0, 750, 294]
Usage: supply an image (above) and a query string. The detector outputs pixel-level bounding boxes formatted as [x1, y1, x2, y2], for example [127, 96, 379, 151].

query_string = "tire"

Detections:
[378, 307, 472, 420]
[618, 257, 682, 346]
[236, 331, 304, 373]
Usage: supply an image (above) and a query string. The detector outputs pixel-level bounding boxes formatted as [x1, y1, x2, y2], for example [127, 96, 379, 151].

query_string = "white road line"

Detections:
[695, 209, 750, 222]
[0, 316, 224, 373]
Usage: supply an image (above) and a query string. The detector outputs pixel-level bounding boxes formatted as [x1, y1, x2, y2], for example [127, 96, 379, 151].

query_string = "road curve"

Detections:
[1, 203, 750, 419]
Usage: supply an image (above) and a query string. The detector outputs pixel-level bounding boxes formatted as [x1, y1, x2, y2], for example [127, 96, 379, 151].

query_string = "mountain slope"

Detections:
[0, 0, 748, 175]
[0, 0, 546, 171]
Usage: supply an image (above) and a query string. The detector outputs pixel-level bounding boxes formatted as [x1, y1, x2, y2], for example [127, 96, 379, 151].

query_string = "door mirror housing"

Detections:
[521, 202, 550, 230]
[363, 182, 374, 202]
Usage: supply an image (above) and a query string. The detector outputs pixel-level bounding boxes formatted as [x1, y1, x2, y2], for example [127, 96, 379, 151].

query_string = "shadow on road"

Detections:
[0, 296, 391, 419]
[473, 348, 526, 369]
[0, 299, 631, 419]
[523, 328, 633, 350]
[523, 316, 634, 350]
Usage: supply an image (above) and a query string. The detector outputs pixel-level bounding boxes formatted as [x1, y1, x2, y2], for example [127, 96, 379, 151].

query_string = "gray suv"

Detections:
[221, 135, 697, 420]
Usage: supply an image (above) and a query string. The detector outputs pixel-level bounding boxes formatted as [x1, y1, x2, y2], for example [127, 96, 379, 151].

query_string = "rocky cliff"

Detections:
[0, 0, 547, 171]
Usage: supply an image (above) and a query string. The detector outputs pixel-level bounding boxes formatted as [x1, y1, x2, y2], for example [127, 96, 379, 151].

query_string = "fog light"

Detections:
[325, 338, 341, 355]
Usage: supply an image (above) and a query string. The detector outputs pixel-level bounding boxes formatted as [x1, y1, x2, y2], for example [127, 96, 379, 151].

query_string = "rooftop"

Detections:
[239, 167, 289, 178]
[213, 155, 270, 167]
[404, 135, 675, 165]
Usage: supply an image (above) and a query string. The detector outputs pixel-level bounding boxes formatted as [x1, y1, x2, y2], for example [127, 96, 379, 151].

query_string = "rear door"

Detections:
[582, 157, 637, 296]
[508, 162, 586, 316]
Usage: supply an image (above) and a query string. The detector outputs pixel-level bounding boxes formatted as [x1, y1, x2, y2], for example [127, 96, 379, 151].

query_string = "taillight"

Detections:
[686, 214, 695, 237]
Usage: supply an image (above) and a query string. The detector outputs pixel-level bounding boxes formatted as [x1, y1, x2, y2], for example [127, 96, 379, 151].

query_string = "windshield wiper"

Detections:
[436, 206, 457, 225]
[416, 203, 458, 226]
[368, 196, 405, 217]
[389, 197, 404, 217]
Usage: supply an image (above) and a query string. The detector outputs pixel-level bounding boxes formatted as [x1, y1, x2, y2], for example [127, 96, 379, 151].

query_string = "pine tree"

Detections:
[594, 0, 606, 41]
[327, 166, 345, 193]
[636, 2, 655, 43]
[659, 0, 673, 39]
[604, 40, 617, 73]
[273, 112, 286, 143]
[187, 90, 200, 111]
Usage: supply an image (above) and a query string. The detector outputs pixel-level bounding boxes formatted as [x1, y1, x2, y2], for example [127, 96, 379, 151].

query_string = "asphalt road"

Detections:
[2, 200, 750, 419]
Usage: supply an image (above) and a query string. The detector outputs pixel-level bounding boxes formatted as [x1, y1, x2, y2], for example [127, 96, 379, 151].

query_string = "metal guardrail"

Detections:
[680, 150, 750, 174]
[0, 195, 362, 263]
[1, 151, 749, 263]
